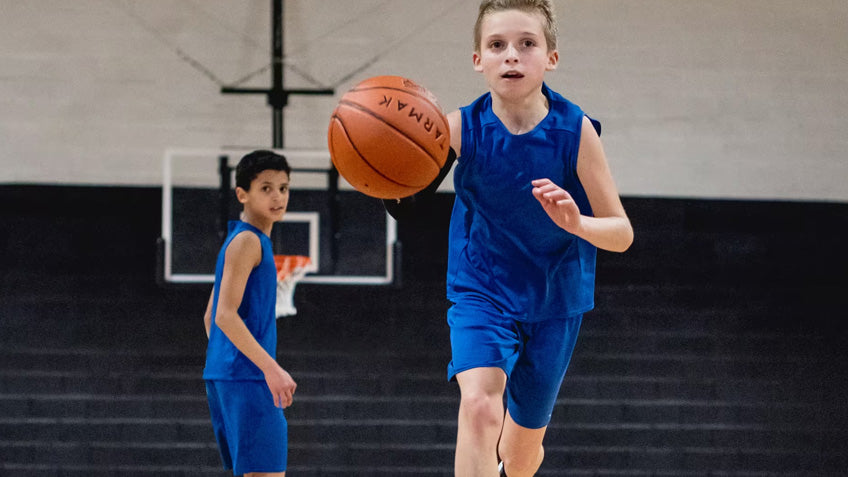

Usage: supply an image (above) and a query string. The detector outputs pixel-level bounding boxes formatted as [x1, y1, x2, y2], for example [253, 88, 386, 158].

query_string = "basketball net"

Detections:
[274, 255, 312, 318]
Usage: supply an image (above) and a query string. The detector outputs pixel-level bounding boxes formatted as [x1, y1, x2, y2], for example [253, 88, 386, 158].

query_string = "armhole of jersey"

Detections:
[573, 113, 602, 174]
[587, 115, 602, 137]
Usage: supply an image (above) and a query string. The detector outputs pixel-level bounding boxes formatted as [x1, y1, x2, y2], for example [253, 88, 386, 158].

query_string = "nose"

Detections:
[505, 43, 519, 62]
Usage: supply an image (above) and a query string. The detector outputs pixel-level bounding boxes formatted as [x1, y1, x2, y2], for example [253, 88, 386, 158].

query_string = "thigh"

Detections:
[506, 314, 583, 429]
[455, 366, 508, 399]
[447, 299, 521, 381]
[206, 380, 234, 470]
[215, 380, 289, 475]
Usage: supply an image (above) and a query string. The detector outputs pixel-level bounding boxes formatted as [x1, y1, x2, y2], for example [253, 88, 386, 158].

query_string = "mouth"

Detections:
[501, 71, 524, 79]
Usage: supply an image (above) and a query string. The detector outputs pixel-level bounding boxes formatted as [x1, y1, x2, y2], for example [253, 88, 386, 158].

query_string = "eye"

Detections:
[280, 185, 289, 193]
[522, 39, 536, 48]
[489, 40, 503, 49]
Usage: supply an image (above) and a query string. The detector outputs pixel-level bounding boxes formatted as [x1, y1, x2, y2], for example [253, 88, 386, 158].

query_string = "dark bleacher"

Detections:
[1, 185, 846, 476]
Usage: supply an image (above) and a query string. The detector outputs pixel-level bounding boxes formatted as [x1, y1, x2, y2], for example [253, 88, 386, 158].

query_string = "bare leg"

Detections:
[455, 367, 508, 477]
[497, 410, 546, 477]
[244, 472, 285, 476]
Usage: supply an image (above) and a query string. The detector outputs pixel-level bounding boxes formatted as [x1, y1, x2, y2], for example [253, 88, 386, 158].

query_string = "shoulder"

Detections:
[458, 91, 494, 125]
[449, 91, 494, 157]
[542, 88, 602, 139]
[579, 116, 602, 147]
[544, 86, 584, 121]
[224, 230, 262, 268]
[446, 110, 462, 154]
[577, 115, 607, 179]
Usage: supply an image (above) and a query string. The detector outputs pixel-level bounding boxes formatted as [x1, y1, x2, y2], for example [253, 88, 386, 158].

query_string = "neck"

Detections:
[240, 211, 274, 236]
[491, 90, 549, 135]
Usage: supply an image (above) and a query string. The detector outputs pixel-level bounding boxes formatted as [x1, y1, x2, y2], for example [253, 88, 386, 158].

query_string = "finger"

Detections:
[542, 190, 568, 202]
[547, 188, 572, 200]
[541, 185, 565, 197]
[532, 193, 546, 206]
[532, 190, 553, 205]
[533, 185, 558, 199]
[533, 181, 558, 191]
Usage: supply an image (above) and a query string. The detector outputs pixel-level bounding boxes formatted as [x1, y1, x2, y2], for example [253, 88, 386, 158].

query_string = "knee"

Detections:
[459, 391, 504, 433]
[501, 444, 544, 477]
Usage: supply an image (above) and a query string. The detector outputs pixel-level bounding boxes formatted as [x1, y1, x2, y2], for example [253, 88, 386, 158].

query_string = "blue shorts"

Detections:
[205, 379, 288, 474]
[447, 300, 583, 429]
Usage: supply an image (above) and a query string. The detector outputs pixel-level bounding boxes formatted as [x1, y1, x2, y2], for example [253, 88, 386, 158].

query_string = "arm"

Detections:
[383, 147, 456, 220]
[383, 110, 463, 220]
[203, 289, 214, 338]
[532, 116, 633, 253]
[214, 232, 297, 407]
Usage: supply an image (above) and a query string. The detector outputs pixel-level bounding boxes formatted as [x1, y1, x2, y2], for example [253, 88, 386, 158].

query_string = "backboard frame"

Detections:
[159, 147, 398, 286]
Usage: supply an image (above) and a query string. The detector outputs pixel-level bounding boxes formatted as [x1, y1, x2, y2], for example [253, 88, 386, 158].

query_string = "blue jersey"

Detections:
[203, 220, 277, 380]
[447, 84, 597, 321]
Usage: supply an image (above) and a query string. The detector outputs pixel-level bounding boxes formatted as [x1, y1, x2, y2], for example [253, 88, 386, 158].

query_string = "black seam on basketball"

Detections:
[336, 99, 445, 168]
[350, 85, 440, 106]
[330, 114, 420, 190]
[343, 87, 446, 126]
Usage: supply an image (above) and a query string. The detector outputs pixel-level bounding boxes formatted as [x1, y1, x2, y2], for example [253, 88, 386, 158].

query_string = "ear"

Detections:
[235, 186, 249, 204]
[473, 51, 483, 73]
[546, 49, 559, 71]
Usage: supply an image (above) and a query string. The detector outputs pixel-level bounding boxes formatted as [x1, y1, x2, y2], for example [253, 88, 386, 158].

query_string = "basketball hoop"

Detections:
[274, 255, 313, 318]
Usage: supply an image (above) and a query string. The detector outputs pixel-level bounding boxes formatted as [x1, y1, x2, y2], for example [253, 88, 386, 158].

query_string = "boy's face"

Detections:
[473, 9, 558, 99]
[236, 169, 290, 223]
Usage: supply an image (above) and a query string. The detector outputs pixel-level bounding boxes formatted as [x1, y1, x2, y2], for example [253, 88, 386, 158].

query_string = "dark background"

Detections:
[1, 185, 846, 476]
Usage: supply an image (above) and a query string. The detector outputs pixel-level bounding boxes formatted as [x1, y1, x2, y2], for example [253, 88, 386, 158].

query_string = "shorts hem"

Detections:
[447, 362, 509, 382]
[234, 466, 287, 475]
[506, 408, 551, 430]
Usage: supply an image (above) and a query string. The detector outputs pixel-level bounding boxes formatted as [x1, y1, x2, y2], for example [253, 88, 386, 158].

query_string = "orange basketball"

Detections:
[328, 75, 451, 199]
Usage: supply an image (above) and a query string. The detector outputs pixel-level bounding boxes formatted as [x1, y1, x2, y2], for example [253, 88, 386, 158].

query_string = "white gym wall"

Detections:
[1, 0, 845, 201]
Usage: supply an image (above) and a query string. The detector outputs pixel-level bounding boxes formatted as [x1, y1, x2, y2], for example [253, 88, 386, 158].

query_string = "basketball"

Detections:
[328, 75, 451, 199]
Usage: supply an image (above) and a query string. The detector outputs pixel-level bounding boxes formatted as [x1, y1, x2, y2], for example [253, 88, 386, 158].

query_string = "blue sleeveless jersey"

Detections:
[203, 220, 277, 380]
[447, 84, 597, 321]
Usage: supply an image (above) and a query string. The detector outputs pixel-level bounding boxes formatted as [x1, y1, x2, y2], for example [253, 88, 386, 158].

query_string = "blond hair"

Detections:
[473, 0, 558, 52]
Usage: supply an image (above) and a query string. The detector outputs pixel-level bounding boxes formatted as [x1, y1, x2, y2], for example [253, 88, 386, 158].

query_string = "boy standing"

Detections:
[387, 1, 633, 475]
[203, 150, 297, 477]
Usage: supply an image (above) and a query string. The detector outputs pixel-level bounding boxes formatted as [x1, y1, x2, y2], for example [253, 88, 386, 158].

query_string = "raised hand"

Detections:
[531, 178, 583, 234]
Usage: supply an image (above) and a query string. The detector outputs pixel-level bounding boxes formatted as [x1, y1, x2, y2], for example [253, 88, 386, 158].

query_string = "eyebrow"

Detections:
[485, 30, 541, 39]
